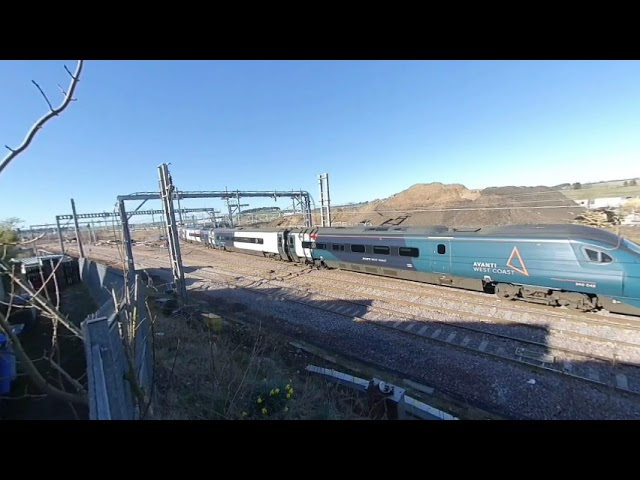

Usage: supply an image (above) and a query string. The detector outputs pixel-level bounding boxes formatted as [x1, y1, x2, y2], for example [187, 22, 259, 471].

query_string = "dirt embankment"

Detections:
[270, 183, 585, 228]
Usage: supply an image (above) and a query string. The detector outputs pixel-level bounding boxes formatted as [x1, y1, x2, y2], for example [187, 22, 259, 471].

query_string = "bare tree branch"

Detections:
[0, 60, 88, 414]
[48, 357, 86, 394]
[0, 311, 87, 405]
[0, 262, 82, 338]
[0, 60, 84, 177]
[31, 80, 54, 111]
[0, 262, 85, 403]
[0, 232, 47, 247]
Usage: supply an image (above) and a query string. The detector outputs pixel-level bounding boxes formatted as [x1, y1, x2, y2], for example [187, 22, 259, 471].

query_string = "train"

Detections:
[177, 224, 640, 317]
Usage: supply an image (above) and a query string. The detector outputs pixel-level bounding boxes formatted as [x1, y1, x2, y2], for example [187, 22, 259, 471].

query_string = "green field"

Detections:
[560, 184, 640, 201]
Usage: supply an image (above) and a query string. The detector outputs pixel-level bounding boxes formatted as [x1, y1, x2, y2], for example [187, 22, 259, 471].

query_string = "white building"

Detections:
[575, 196, 639, 210]
[622, 213, 640, 225]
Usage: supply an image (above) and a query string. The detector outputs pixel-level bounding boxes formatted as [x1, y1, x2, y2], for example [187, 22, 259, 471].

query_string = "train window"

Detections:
[351, 244, 365, 253]
[583, 247, 614, 264]
[373, 246, 390, 255]
[315, 243, 327, 250]
[302, 241, 312, 249]
[399, 247, 419, 258]
[332, 244, 345, 251]
[437, 244, 446, 255]
[584, 248, 600, 262]
[236, 237, 264, 244]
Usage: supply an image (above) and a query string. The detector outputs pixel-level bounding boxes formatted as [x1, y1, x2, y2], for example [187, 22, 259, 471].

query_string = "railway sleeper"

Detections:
[495, 283, 597, 312]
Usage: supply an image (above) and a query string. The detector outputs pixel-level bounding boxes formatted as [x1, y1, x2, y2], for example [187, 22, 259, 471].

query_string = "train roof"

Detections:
[184, 224, 624, 247]
[322, 224, 624, 246]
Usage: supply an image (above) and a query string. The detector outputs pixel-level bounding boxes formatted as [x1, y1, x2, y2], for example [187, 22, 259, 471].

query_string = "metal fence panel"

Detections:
[81, 263, 152, 420]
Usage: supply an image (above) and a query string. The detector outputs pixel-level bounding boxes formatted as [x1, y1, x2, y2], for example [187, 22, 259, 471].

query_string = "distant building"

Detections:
[622, 213, 640, 226]
[575, 196, 638, 210]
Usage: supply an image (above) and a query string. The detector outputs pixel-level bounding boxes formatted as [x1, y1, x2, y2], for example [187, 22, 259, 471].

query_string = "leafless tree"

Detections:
[0, 60, 87, 408]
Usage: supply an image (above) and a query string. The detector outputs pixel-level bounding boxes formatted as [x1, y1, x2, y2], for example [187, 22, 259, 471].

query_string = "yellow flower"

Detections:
[257, 397, 263, 404]
[261, 408, 268, 415]
[283, 406, 289, 412]
[286, 393, 291, 399]
[285, 384, 291, 391]
[270, 389, 275, 396]
[242, 412, 248, 417]
[289, 388, 294, 396]
[274, 388, 280, 395]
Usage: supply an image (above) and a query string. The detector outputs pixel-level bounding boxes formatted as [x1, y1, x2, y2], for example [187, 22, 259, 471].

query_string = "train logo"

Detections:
[473, 246, 529, 277]
[506, 246, 529, 276]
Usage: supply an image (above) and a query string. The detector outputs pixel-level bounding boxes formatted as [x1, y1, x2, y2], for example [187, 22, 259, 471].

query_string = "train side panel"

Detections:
[230, 230, 279, 255]
[417, 237, 624, 298]
[311, 230, 434, 283]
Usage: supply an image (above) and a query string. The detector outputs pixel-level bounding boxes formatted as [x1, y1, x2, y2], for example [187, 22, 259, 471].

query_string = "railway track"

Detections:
[150, 245, 640, 353]
[77, 244, 640, 398]
[180, 243, 640, 329]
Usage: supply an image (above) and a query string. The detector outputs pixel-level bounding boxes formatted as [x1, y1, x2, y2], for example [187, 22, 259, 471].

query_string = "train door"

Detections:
[431, 240, 452, 277]
[277, 231, 287, 260]
[302, 227, 318, 263]
[286, 232, 300, 263]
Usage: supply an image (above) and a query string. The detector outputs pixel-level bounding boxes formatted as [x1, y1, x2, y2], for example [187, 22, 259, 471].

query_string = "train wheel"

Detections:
[494, 283, 520, 300]
[552, 292, 596, 311]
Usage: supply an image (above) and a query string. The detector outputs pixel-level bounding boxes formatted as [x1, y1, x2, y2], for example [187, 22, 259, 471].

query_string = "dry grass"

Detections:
[150, 305, 369, 420]
[561, 184, 640, 201]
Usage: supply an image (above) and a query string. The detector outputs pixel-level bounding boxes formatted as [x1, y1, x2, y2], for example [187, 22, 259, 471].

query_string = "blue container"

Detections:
[0, 332, 16, 395]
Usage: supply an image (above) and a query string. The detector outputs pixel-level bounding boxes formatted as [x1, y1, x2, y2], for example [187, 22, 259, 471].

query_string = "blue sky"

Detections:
[1, 60, 640, 227]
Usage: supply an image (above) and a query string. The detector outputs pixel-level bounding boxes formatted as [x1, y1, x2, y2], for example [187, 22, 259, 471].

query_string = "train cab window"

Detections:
[437, 244, 446, 255]
[583, 247, 614, 264]
[399, 247, 419, 258]
[302, 241, 312, 249]
[351, 244, 365, 253]
[373, 246, 390, 255]
[332, 244, 345, 251]
[585, 248, 599, 262]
